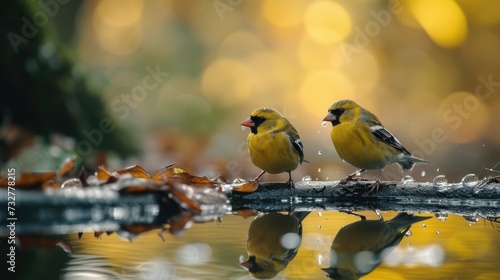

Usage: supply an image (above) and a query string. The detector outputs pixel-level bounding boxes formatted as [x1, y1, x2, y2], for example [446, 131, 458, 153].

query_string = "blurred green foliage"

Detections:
[0, 1, 135, 165]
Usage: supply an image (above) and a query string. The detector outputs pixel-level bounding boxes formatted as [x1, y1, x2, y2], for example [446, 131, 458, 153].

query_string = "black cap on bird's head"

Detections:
[323, 100, 360, 127]
[241, 108, 282, 134]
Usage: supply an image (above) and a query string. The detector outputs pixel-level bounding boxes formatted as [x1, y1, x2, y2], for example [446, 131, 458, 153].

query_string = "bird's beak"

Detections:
[239, 260, 253, 271]
[241, 118, 255, 127]
[322, 112, 336, 122]
[321, 267, 341, 278]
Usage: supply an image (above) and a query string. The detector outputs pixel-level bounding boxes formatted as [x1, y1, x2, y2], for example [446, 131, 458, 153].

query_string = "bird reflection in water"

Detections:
[240, 212, 310, 279]
[322, 212, 431, 280]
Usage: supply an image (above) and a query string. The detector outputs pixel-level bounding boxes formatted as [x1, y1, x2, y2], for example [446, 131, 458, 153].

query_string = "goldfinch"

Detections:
[241, 108, 306, 184]
[322, 212, 431, 279]
[322, 100, 429, 190]
[240, 212, 310, 279]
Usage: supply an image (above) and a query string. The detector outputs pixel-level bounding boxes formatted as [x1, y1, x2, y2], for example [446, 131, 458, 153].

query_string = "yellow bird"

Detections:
[240, 212, 310, 279]
[322, 212, 431, 279]
[241, 108, 306, 184]
[322, 100, 429, 190]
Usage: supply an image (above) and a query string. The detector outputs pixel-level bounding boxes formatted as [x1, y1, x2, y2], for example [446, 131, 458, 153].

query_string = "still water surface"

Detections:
[13, 211, 500, 280]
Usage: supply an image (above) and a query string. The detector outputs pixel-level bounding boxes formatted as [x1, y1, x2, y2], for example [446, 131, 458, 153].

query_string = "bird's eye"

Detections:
[250, 115, 266, 126]
[331, 108, 345, 116]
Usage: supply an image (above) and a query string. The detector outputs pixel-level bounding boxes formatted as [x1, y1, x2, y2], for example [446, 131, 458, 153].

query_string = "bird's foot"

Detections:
[250, 178, 260, 184]
[340, 169, 366, 184]
[367, 179, 380, 193]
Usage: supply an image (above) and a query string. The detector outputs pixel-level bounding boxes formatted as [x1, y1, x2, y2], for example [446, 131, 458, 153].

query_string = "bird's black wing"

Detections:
[274, 123, 307, 163]
[291, 138, 306, 163]
[370, 125, 411, 155]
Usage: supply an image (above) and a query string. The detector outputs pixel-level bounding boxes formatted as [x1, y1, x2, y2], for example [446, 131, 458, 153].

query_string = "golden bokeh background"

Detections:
[67, 0, 500, 183]
[4, 1, 500, 279]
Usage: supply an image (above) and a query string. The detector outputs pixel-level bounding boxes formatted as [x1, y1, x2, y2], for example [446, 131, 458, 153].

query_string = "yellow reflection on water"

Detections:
[67, 211, 500, 280]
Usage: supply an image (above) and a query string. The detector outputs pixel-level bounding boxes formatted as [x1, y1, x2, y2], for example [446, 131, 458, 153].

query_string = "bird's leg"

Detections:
[340, 169, 366, 184]
[252, 170, 266, 182]
[374, 209, 384, 220]
[287, 171, 295, 189]
[368, 169, 384, 192]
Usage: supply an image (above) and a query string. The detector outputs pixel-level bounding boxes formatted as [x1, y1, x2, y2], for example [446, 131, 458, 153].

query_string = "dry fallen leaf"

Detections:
[7, 235, 73, 254]
[152, 166, 217, 187]
[2, 160, 228, 242]
[96, 165, 119, 182]
[169, 183, 202, 214]
[168, 211, 196, 235]
[115, 165, 150, 179]
[0, 157, 77, 189]
[232, 181, 260, 193]
[234, 209, 258, 218]
[57, 157, 76, 177]
[120, 224, 166, 236]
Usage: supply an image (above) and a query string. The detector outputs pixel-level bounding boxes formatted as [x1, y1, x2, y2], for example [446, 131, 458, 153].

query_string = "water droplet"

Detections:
[232, 178, 246, 184]
[317, 254, 323, 265]
[405, 230, 412, 237]
[241, 126, 246, 130]
[317, 150, 322, 155]
[401, 175, 414, 184]
[317, 212, 322, 217]
[436, 168, 440, 172]
[433, 175, 448, 186]
[281, 233, 301, 249]
[436, 230, 440, 235]
[321, 121, 328, 127]
[421, 171, 426, 177]
[421, 224, 426, 229]
[302, 176, 312, 182]
[317, 168, 322, 173]
[461, 174, 479, 186]
[462, 215, 479, 224]
[177, 243, 212, 266]
[317, 225, 322, 229]
[61, 178, 83, 189]
[435, 213, 448, 221]
[86, 175, 99, 185]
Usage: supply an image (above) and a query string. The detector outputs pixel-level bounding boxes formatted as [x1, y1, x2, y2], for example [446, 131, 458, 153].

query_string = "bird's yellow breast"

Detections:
[331, 121, 397, 170]
[247, 131, 300, 174]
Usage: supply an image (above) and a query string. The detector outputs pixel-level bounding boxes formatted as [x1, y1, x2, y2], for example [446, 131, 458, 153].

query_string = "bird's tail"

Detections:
[387, 213, 431, 232]
[395, 154, 430, 171]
